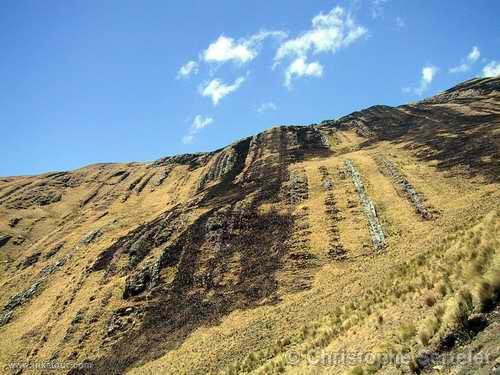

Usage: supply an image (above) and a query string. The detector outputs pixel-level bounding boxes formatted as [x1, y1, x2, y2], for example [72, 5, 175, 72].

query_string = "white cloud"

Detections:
[192, 114, 213, 130]
[422, 66, 437, 84]
[202, 30, 286, 65]
[200, 77, 245, 105]
[407, 65, 438, 96]
[396, 16, 405, 28]
[257, 102, 278, 113]
[203, 35, 255, 64]
[275, 7, 367, 62]
[182, 115, 214, 144]
[449, 46, 481, 73]
[285, 58, 323, 88]
[274, 6, 366, 86]
[468, 46, 480, 63]
[482, 61, 500, 77]
[416, 65, 438, 95]
[176, 60, 199, 79]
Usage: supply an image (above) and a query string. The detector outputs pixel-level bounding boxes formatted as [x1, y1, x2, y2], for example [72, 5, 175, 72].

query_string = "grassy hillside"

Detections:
[0, 77, 499, 374]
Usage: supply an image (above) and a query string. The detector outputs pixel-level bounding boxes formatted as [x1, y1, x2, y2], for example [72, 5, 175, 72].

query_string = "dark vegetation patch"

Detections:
[74, 202, 294, 374]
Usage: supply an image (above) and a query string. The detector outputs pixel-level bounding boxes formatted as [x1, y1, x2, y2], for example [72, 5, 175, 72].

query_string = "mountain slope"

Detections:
[0, 77, 499, 374]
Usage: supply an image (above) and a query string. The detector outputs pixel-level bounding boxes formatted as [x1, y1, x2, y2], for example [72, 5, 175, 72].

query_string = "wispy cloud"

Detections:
[371, 0, 388, 19]
[257, 102, 278, 113]
[183, 115, 214, 144]
[396, 16, 405, 28]
[199, 77, 245, 105]
[449, 46, 481, 73]
[404, 65, 438, 96]
[468, 46, 481, 63]
[176, 60, 199, 79]
[482, 61, 500, 77]
[274, 6, 367, 86]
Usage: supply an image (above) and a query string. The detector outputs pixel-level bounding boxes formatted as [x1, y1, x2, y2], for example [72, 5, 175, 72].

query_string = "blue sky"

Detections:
[1, 0, 499, 176]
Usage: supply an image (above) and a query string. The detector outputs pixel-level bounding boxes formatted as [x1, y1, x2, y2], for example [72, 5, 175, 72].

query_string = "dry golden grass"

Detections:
[0, 160, 210, 369]
[0, 121, 498, 375]
[127, 131, 499, 375]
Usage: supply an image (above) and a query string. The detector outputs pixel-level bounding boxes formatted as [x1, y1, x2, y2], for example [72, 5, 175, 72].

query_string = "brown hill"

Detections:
[0, 77, 499, 374]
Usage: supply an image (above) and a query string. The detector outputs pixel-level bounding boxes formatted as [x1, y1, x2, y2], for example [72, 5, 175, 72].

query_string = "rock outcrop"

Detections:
[345, 160, 385, 251]
[375, 155, 433, 219]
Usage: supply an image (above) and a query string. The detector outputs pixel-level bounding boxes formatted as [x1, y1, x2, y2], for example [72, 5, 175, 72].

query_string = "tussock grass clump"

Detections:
[476, 279, 495, 312]
[475, 257, 500, 312]
[398, 323, 416, 341]
[437, 280, 449, 297]
[417, 314, 440, 346]
[439, 289, 473, 331]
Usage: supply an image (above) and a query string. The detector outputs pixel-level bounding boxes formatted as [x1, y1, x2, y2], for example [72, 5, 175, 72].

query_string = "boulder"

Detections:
[18, 252, 41, 269]
[80, 229, 103, 245]
[0, 233, 12, 247]
[0, 310, 13, 326]
[123, 269, 152, 299]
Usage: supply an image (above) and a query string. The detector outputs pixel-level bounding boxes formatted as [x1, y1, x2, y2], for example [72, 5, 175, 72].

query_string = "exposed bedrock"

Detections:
[345, 160, 385, 252]
[197, 147, 238, 191]
[375, 155, 433, 220]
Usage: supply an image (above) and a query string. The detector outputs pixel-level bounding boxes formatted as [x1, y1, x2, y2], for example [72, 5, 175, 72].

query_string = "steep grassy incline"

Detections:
[0, 77, 499, 375]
